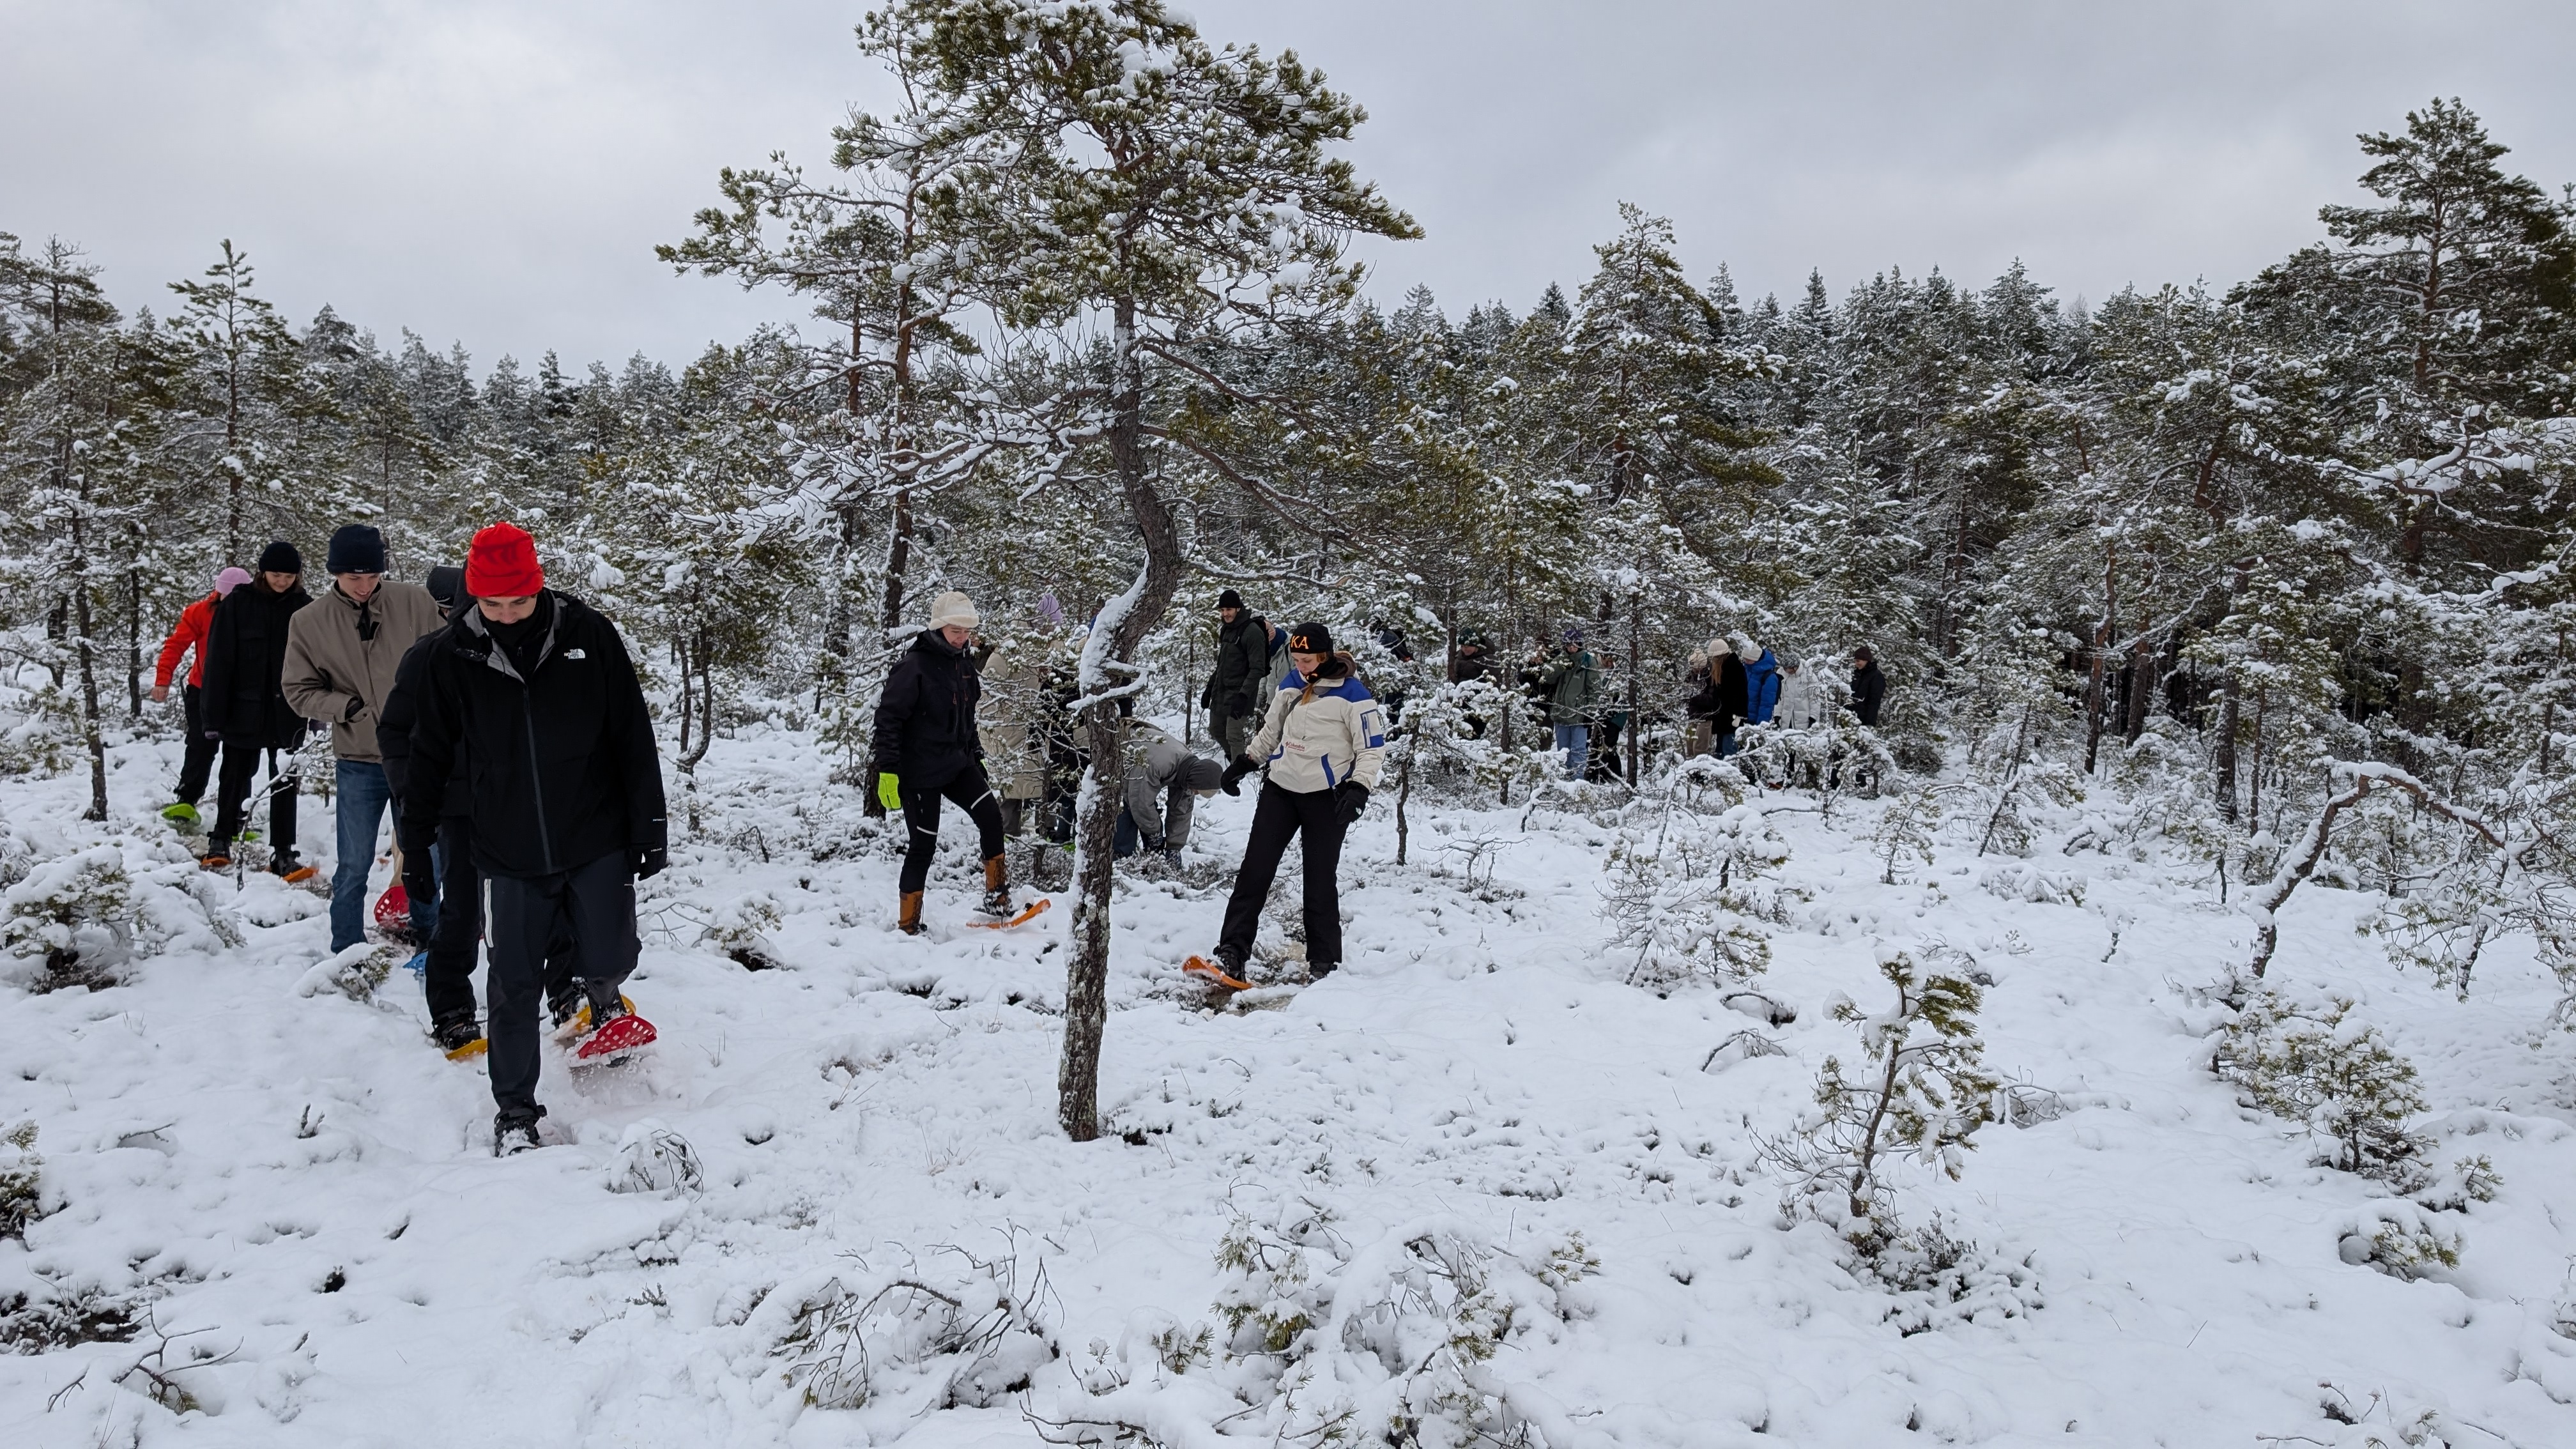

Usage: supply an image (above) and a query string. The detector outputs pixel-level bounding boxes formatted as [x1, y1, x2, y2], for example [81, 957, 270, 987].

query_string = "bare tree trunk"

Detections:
[1059, 295, 1184, 1144]
[2083, 544, 2115, 772]
[126, 567, 143, 717]
[2214, 670, 2241, 824]
[1626, 587, 1642, 785]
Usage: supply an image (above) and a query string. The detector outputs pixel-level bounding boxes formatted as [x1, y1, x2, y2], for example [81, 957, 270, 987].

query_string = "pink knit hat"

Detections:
[213, 567, 254, 596]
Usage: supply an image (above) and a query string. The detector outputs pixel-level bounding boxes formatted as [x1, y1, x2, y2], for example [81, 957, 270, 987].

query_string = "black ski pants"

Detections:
[1217, 781, 1347, 969]
[211, 742, 297, 859]
[174, 686, 218, 806]
[424, 814, 574, 1029]
[482, 851, 638, 1120]
[899, 761, 1007, 895]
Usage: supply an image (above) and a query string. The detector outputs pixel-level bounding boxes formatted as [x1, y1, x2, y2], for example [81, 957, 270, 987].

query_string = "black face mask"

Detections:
[484, 595, 553, 675]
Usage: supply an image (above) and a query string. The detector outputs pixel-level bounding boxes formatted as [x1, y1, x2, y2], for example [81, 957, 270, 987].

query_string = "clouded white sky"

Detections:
[7, 0, 2572, 369]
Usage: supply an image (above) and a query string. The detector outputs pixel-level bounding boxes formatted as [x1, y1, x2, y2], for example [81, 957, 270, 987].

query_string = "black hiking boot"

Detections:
[494, 1107, 545, 1156]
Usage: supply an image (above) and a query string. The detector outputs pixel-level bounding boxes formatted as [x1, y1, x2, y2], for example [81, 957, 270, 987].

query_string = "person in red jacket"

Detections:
[153, 567, 254, 825]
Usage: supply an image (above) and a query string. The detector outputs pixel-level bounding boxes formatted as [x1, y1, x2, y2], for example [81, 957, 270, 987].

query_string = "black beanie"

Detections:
[1288, 620, 1333, 655]
[257, 540, 302, 575]
[424, 564, 466, 611]
[1218, 588, 1246, 611]
[326, 523, 387, 574]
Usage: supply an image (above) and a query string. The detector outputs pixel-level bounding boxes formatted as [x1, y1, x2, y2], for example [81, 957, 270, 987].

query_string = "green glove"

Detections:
[877, 772, 903, 812]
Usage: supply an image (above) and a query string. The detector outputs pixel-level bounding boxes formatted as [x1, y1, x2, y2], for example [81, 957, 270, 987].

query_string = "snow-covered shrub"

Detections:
[610, 1123, 705, 1198]
[1869, 788, 1941, 885]
[1602, 837, 1772, 991]
[1, 841, 243, 993]
[1979, 861, 2085, 906]
[1763, 946, 1999, 1249]
[772, 1245, 1057, 1413]
[2336, 1200, 2462, 1280]
[0, 1280, 146, 1353]
[703, 891, 786, 971]
[1041, 1206, 1595, 1449]
[3, 846, 135, 990]
[0, 1121, 42, 1240]
[2214, 990, 2455, 1192]
[295, 942, 404, 1002]
[1869, 1217, 2044, 1335]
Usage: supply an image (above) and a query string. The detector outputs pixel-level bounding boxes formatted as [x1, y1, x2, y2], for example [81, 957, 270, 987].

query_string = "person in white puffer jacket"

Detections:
[1208, 621, 1386, 981]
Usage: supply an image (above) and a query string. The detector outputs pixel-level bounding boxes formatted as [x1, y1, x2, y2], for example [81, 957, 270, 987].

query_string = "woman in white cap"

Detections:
[868, 591, 1013, 933]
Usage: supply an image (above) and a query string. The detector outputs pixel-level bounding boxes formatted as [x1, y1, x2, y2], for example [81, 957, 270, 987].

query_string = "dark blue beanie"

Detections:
[326, 524, 387, 574]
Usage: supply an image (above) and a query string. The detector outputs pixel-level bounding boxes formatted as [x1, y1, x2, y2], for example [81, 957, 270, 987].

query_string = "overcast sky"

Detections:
[8, 1, 2573, 370]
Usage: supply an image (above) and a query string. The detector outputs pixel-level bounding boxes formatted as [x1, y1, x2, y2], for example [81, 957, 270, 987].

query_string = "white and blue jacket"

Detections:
[1245, 654, 1387, 793]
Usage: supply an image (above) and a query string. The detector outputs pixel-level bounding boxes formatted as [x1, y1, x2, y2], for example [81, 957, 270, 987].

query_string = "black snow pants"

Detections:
[175, 686, 218, 807]
[1217, 781, 1346, 970]
[211, 743, 297, 860]
[899, 761, 1008, 896]
[482, 851, 638, 1120]
[424, 814, 574, 1029]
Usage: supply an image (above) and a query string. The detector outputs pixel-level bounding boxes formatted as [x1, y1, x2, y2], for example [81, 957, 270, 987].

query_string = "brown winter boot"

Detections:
[981, 854, 1013, 918]
[898, 891, 924, 936]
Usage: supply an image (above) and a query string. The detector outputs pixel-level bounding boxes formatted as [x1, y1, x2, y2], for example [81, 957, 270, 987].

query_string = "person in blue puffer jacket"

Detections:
[1740, 637, 1781, 727]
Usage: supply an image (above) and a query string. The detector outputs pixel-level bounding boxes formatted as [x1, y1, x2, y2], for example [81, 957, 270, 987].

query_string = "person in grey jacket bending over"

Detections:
[1116, 719, 1226, 865]
[1206, 622, 1387, 982]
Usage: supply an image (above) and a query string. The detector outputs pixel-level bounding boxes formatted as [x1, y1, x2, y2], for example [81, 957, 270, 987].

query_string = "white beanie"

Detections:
[1735, 637, 1761, 663]
[928, 591, 980, 631]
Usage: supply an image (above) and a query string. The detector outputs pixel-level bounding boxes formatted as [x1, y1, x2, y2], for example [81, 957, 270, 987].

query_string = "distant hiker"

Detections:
[1371, 617, 1415, 722]
[1587, 651, 1629, 783]
[1535, 627, 1600, 781]
[868, 591, 1013, 935]
[1449, 626, 1493, 684]
[282, 524, 447, 954]
[1115, 719, 1226, 865]
[1740, 638, 1781, 726]
[1775, 657, 1820, 730]
[1851, 645, 1887, 728]
[1691, 638, 1751, 758]
[400, 522, 667, 1155]
[1206, 622, 1386, 983]
[199, 542, 314, 877]
[1200, 589, 1271, 761]
[974, 632, 1051, 839]
[151, 566, 252, 827]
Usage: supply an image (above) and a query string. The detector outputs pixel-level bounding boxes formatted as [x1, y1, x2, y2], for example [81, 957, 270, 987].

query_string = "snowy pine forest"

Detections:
[8, 1, 2576, 1444]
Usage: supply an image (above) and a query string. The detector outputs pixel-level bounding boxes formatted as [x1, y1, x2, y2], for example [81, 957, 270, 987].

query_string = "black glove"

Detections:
[401, 852, 438, 901]
[1220, 756, 1256, 797]
[1230, 693, 1256, 720]
[1335, 781, 1369, 827]
[634, 845, 668, 880]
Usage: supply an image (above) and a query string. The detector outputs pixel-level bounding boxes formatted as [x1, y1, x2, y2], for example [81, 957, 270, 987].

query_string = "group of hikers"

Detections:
[152, 542, 1880, 1154]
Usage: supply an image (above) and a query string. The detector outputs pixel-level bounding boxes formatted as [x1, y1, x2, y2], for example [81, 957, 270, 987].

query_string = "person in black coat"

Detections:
[399, 523, 666, 1154]
[1199, 590, 1271, 762]
[1851, 646, 1887, 728]
[868, 590, 1011, 935]
[199, 540, 314, 875]
[1685, 643, 1752, 758]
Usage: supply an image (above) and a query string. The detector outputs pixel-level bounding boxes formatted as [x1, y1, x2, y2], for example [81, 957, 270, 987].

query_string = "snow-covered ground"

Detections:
[6, 723, 2576, 1447]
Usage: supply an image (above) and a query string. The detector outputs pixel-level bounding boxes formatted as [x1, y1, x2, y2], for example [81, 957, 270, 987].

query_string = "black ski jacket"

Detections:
[1201, 614, 1270, 719]
[1687, 655, 1752, 728]
[377, 616, 468, 811]
[1852, 661, 1887, 727]
[200, 579, 313, 746]
[399, 592, 666, 880]
[871, 629, 984, 791]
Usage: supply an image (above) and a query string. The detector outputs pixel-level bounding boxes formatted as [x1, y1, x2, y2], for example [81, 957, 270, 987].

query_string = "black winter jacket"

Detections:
[398, 592, 666, 879]
[377, 616, 466, 811]
[1201, 615, 1270, 719]
[1852, 661, 1887, 727]
[1687, 656, 1751, 728]
[871, 630, 985, 791]
[200, 579, 313, 746]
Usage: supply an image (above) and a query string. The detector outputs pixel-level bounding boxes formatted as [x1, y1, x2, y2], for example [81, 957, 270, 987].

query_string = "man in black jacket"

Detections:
[1200, 590, 1270, 761]
[399, 523, 667, 1154]
[869, 590, 1011, 935]
[1851, 645, 1887, 727]
[200, 540, 314, 877]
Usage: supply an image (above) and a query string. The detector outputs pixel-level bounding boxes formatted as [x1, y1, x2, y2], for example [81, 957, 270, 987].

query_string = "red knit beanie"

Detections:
[464, 521, 545, 599]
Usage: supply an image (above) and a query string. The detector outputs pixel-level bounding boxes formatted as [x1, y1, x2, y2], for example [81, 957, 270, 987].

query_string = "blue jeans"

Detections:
[1554, 723, 1589, 781]
[1113, 808, 1142, 859]
[331, 760, 393, 952]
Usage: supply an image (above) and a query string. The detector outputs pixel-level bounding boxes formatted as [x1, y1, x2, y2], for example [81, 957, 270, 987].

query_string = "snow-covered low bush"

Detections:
[1039, 1204, 1597, 1449]
[0, 1121, 43, 1240]
[767, 1243, 1059, 1414]
[2214, 990, 2453, 1192]
[2336, 1200, 2463, 1281]
[703, 891, 788, 970]
[610, 1123, 705, 1197]
[294, 942, 405, 1003]
[0, 839, 243, 993]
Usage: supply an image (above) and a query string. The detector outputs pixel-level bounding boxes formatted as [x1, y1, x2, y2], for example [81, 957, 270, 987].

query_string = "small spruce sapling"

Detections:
[1870, 788, 1942, 885]
[1, 1121, 41, 1239]
[1764, 946, 1999, 1249]
[2214, 989, 2496, 1199]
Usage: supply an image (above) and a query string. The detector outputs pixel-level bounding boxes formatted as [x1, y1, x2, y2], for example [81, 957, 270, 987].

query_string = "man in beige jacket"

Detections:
[282, 524, 446, 952]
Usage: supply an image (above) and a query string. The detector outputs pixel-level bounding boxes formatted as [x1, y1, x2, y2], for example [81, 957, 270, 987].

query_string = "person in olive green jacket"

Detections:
[281, 524, 447, 952]
[1533, 627, 1600, 780]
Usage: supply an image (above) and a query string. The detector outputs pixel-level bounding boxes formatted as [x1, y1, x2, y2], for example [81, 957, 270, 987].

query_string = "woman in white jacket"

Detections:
[1774, 657, 1820, 730]
[1206, 622, 1386, 982]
